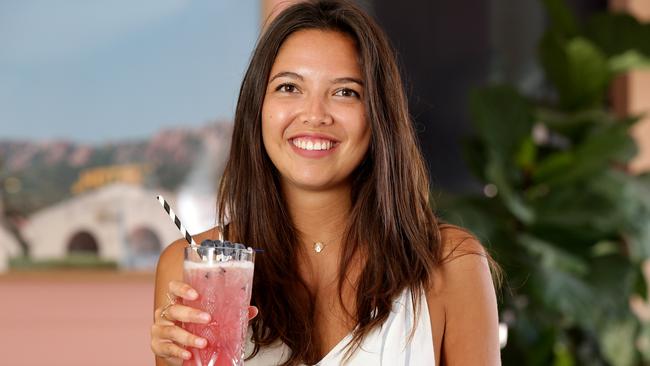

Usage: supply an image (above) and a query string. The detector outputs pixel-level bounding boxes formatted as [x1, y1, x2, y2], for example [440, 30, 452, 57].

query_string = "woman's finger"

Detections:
[168, 280, 199, 301]
[163, 303, 211, 324]
[154, 306, 175, 326]
[155, 324, 208, 349]
[153, 338, 192, 361]
[248, 306, 258, 320]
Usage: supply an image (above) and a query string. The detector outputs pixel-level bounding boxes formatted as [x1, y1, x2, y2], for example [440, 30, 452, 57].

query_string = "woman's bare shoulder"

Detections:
[438, 223, 486, 260]
[429, 224, 500, 364]
[432, 224, 494, 296]
[155, 227, 224, 283]
[426, 224, 491, 298]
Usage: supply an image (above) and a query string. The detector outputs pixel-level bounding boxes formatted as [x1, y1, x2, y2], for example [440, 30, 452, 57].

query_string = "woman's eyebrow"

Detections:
[269, 71, 303, 82]
[332, 77, 364, 86]
[269, 72, 364, 86]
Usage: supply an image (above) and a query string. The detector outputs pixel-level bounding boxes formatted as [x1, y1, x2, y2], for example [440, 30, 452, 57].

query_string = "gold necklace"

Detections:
[313, 241, 326, 253]
[312, 231, 344, 253]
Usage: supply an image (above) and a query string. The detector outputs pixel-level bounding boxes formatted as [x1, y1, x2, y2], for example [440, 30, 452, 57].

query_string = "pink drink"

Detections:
[182, 260, 254, 366]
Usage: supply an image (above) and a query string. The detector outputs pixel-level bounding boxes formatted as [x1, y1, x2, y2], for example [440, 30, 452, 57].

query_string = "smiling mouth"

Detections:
[290, 137, 339, 151]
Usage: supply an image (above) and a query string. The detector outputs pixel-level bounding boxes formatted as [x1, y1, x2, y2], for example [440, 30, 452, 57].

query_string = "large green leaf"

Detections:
[576, 117, 638, 163]
[531, 152, 574, 184]
[588, 254, 637, 316]
[486, 159, 535, 224]
[527, 223, 607, 254]
[435, 194, 505, 241]
[540, 35, 611, 110]
[552, 341, 575, 366]
[530, 175, 629, 240]
[623, 173, 650, 209]
[609, 50, 650, 74]
[533, 265, 595, 326]
[531, 122, 637, 187]
[519, 234, 588, 275]
[534, 108, 618, 140]
[599, 316, 638, 366]
[617, 173, 650, 260]
[585, 13, 650, 60]
[515, 137, 537, 171]
[539, 30, 569, 100]
[469, 86, 534, 166]
[542, 0, 579, 38]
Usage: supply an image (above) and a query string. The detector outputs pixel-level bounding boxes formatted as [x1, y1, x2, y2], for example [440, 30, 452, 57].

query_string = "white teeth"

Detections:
[292, 138, 335, 151]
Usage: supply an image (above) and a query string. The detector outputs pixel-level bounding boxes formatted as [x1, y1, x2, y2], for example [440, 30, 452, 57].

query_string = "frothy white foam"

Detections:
[184, 260, 254, 270]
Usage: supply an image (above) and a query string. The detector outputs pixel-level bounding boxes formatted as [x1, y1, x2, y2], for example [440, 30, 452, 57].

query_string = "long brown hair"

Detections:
[217, 1, 442, 364]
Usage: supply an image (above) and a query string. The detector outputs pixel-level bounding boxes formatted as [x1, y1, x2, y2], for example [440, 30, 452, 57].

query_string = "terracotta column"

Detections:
[610, 0, 650, 174]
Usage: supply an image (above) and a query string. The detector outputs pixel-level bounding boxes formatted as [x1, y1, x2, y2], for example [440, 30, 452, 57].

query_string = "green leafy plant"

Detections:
[437, 1, 650, 364]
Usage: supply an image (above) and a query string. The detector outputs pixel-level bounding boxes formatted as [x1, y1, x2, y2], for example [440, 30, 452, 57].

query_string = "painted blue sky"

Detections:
[0, 0, 259, 143]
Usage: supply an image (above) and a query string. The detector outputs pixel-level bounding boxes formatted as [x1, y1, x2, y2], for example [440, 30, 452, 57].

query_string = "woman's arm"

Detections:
[152, 239, 192, 366]
[430, 229, 501, 365]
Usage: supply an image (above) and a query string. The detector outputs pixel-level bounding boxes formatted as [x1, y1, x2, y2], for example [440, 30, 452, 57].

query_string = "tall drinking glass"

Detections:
[182, 243, 255, 366]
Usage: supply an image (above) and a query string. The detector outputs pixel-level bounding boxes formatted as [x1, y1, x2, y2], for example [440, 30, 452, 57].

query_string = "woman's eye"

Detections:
[276, 83, 298, 93]
[334, 88, 360, 98]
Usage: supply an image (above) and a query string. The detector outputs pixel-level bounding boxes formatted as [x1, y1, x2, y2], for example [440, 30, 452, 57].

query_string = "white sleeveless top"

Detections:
[244, 287, 435, 365]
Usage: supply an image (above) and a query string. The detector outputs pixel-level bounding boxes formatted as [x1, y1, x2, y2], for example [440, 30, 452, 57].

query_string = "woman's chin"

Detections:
[283, 176, 348, 193]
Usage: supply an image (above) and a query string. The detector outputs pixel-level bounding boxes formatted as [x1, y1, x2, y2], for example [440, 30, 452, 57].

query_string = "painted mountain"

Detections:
[0, 122, 232, 216]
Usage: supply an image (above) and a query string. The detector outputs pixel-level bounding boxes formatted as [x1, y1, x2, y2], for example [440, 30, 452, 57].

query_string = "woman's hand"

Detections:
[151, 280, 259, 365]
[151, 281, 211, 364]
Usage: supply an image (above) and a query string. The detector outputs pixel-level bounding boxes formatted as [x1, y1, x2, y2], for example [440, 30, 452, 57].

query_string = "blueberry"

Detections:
[200, 239, 246, 249]
[200, 239, 224, 247]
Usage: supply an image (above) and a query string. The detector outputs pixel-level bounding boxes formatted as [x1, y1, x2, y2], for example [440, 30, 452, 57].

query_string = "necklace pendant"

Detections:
[314, 242, 324, 253]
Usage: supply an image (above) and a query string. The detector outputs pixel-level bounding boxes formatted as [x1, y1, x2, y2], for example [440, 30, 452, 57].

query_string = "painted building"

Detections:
[20, 183, 186, 270]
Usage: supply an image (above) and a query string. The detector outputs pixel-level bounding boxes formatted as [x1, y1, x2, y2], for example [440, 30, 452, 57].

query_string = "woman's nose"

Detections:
[300, 95, 333, 126]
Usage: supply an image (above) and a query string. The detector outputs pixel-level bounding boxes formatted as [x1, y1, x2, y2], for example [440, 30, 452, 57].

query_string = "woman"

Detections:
[151, 1, 500, 365]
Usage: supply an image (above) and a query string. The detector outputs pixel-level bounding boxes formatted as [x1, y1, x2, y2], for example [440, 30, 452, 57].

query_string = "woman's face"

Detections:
[261, 29, 370, 192]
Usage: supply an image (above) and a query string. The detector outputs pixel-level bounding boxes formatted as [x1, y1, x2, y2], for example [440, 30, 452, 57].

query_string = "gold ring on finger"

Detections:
[160, 302, 174, 321]
[159, 293, 177, 321]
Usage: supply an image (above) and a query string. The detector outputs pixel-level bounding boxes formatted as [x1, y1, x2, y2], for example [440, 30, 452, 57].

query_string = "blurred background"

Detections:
[1, 0, 649, 365]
